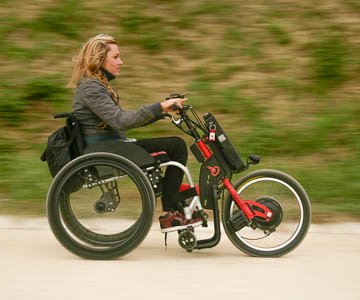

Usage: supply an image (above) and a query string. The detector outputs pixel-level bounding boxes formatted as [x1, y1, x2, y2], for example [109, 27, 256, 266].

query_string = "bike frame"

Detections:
[197, 139, 272, 221]
[159, 106, 273, 250]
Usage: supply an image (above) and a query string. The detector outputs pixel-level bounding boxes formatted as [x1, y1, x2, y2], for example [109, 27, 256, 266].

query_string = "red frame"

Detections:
[195, 139, 272, 222]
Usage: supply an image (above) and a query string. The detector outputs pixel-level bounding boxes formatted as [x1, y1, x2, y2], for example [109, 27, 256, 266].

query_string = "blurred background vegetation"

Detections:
[0, 0, 359, 220]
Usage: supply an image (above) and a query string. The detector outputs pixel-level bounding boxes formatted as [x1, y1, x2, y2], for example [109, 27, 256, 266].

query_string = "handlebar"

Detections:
[169, 103, 191, 113]
[165, 93, 188, 100]
[166, 93, 190, 114]
[166, 100, 206, 141]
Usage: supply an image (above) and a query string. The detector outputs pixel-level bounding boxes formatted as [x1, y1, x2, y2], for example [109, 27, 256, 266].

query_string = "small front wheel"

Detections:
[222, 169, 311, 257]
[178, 229, 197, 252]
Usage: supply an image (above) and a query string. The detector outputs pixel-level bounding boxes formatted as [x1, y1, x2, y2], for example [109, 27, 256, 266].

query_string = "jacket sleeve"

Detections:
[81, 80, 163, 131]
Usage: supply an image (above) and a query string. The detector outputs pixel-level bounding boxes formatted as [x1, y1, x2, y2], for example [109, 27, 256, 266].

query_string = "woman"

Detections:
[70, 34, 202, 232]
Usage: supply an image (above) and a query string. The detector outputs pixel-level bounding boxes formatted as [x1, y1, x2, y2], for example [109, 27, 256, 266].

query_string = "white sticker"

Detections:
[218, 134, 226, 143]
[209, 131, 216, 141]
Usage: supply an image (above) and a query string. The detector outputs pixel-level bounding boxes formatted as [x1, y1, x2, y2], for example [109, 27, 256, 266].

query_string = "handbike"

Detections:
[46, 94, 311, 259]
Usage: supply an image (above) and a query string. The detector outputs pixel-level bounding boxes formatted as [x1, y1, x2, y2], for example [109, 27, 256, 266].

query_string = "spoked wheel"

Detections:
[46, 152, 155, 260]
[222, 169, 311, 257]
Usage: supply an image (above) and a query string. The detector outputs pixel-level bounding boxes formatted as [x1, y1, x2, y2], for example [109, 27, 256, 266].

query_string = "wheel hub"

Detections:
[253, 197, 283, 231]
[93, 190, 120, 214]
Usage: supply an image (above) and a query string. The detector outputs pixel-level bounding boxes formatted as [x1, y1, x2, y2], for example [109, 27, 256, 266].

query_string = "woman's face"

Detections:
[102, 43, 123, 77]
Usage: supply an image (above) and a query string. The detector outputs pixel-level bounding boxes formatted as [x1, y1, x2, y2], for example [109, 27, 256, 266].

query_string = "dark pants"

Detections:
[135, 137, 188, 212]
[84, 135, 188, 212]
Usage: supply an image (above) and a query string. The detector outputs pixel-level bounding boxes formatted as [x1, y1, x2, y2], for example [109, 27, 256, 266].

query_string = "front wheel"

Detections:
[222, 169, 311, 257]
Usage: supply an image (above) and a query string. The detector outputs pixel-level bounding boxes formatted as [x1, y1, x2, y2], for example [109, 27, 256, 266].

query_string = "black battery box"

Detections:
[203, 113, 246, 173]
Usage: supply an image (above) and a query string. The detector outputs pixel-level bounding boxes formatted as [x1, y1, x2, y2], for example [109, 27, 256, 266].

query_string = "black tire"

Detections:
[47, 152, 155, 259]
[222, 169, 311, 257]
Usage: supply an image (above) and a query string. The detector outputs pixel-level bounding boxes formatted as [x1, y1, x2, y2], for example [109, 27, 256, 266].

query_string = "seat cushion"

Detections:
[84, 140, 155, 169]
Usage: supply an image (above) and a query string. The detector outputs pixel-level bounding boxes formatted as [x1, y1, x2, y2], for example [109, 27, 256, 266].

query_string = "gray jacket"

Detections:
[72, 78, 163, 136]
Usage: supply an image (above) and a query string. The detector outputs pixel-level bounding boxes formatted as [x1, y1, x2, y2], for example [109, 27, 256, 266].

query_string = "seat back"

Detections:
[65, 114, 85, 158]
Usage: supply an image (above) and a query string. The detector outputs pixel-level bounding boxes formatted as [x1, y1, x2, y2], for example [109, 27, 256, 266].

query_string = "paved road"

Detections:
[0, 217, 359, 300]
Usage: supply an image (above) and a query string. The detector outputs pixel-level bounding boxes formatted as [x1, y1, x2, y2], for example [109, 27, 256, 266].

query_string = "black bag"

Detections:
[203, 113, 246, 173]
[41, 114, 84, 177]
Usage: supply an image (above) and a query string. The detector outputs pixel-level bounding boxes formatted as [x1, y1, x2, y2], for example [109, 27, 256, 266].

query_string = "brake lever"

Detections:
[171, 115, 183, 126]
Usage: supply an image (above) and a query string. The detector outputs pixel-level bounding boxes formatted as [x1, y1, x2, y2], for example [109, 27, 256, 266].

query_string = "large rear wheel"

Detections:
[47, 152, 155, 260]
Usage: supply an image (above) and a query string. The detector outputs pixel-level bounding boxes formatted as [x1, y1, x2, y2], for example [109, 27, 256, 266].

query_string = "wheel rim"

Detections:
[230, 177, 304, 252]
[51, 156, 153, 251]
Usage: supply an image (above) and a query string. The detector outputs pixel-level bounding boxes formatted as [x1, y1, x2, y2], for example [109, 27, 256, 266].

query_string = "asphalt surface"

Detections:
[0, 216, 359, 300]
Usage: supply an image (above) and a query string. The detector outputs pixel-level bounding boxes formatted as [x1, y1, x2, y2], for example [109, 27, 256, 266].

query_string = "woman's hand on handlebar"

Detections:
[160, 97, 187, 113]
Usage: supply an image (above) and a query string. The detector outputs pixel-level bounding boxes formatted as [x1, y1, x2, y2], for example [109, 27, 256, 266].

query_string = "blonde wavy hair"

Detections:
[70, 34, 118, 104]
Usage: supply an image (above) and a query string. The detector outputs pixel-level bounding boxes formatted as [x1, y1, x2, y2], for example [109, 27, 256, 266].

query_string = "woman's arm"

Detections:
[80, 79, 163, 131]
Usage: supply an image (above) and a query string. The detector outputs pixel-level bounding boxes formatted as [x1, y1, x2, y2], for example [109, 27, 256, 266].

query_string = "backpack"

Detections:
[41, 114, 84, 177]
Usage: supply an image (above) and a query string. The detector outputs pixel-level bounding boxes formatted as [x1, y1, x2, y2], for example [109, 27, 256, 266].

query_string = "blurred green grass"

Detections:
[0, 0, 359, 219]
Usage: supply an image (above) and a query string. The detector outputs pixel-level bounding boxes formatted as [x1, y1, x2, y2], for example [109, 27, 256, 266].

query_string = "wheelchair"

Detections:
[46, 99, 311, 260]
